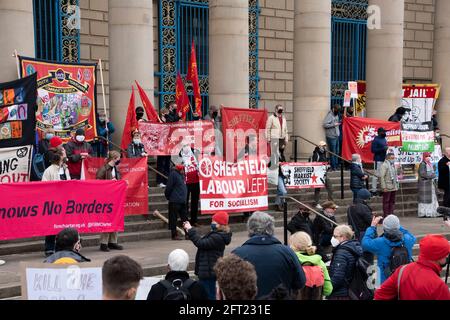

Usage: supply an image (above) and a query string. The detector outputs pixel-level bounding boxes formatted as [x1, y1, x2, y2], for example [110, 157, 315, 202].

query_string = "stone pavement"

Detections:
[0, 216, 449, 298]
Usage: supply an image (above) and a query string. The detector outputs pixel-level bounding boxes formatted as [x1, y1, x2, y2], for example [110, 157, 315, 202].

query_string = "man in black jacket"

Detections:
[311, 141, 335, 209]
[313, 201, 338, 262]
[147, 249, 208, 300]
[44, 228, 90, 264]
[287, 209, 314, 238]
[350, 153, 368, 202]
[165, 164, 189, 240]
[438, 147, 450, 207]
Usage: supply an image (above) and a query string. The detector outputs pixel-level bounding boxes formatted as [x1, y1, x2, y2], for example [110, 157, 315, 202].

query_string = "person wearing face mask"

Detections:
[64, 128, 93, 180]
[96, 151, 124, 252]
[311, 141, 335, 209]
[418, 152, 439, 218]
[38, 128, 55, 167]
[379, 153, 399, 217]
[287, 209, 315, 238]
[375, 234, 450, 300]
[312, 201, 338, 262]
[183, 211, 232, 300]
[165, 102, 182, 123]
[322, 104, 341, 171]
[266, 104, 288, 162]
[165, 164, 189, 240]
[350, 153, 368, 202]
[328, 225, 363, 300]
[370, 127, 388, 197]
[44, 228, 90, 264]
[127, 130, 148, 158]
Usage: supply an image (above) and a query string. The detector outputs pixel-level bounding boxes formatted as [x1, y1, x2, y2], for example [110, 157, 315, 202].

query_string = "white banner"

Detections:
[281, 162, 327, 189]
[200, 195, 269, 212]
[0, 145, 32, 183]
[389, 145, 442, 165]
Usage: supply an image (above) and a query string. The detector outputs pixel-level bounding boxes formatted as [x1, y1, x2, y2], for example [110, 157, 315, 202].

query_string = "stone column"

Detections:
[0, 0, 34, 82]
[109, 0, 154, 144]
[366, 0, 404, 119]
[293, 0, 331, 155]
[433, 0, 450, 148]
[209, 0, 249, 108]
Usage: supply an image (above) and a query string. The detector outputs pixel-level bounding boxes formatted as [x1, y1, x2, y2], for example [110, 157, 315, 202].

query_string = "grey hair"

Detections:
[247, 211, 275, 237]
[352, 154, 360, 162]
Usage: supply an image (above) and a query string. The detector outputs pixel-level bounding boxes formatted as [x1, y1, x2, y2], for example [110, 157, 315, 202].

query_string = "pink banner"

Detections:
[0, 180, 126, 240]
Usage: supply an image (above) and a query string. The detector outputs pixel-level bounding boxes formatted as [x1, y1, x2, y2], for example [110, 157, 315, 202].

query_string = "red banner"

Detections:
[186, 41, 202, 117]
[176, 73, 190, 121]
[120, 86, 137, 152]
[198, 156, 268, 214]
[342, 117, 401, 163]
[19, 56, 98, 142]
[221, 107, 268, 161]
[82, 157, 148, 215]
[0, 180, 126, 241]
[139, 120, 215, 156]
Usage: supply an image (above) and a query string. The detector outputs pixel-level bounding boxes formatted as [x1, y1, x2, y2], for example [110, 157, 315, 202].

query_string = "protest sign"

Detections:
[342, 117, 401, 163]
[19, 56, 98, 142]
[139, 120, 215, 156]
[348, 81, 358, 98]
[401, 84, 439, 123]
[135, 277, 163, 300]
[21, 262, 102, 300]
[0, 73, 37, 148]
[198, 156, 268, 214]
[343, 90, 351, 107]
[82, 157, 148, 215]
[356, 81, 366, 113]
[221, 107, 268, 162]
[0, 145, 32, 183]
[401, 122, 435, 152]
[281, 162, 327, 189]
[0, 180, 126, 240]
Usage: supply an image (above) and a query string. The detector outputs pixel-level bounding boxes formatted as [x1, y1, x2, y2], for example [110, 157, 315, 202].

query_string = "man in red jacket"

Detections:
[375, 234, 450, 300]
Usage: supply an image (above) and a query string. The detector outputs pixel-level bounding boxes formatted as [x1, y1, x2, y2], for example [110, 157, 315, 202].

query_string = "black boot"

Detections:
[108, 243, 123, 250]
[100, 244, 110, 252]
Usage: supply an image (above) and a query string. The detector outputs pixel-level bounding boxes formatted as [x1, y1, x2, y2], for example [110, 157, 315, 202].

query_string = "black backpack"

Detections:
[160, 278, 195, 300]
[342, 248, 374, 300]
[384, 243, 410, 278]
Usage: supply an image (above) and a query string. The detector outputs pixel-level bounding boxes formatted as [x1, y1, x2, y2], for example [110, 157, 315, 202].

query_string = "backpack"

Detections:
[32, 152, 46, 180]
[342, 248, 374, 300]
[160, 278, 195, 301]
[384, 243, 410, 278]
[297, 261, 324, 300]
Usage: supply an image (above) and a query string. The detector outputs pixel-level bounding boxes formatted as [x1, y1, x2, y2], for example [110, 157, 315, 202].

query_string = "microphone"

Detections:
[437, 206, 450, 217]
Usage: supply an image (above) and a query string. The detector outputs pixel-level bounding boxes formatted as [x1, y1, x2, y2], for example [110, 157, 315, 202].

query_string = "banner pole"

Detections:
[98, 59, 109, 153]
[13, 50, 20, 79]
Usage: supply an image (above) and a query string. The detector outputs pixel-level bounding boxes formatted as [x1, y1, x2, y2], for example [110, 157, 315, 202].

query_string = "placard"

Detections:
[281, 162, 327, 189]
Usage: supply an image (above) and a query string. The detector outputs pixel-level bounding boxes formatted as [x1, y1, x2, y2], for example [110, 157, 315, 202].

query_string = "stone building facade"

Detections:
[0, 0, 449, 155]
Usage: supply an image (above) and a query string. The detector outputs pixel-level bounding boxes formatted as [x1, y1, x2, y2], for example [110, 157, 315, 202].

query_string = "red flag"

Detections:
[121, 86, 137, 152]
[135, 80, 160, 123]
[176, 73, 191, 121]
[186, 41, 202, 117]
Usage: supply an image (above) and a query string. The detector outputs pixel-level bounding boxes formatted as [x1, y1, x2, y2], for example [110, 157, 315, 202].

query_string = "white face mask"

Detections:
[76, 135, 85, 142]
[331, 237, 340, 248]
[133, 138, 141, 144]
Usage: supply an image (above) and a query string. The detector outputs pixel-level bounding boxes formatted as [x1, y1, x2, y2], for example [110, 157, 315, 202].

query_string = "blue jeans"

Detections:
[351, 188, 361, 203]
[275, 176, 287, 206]
[199, 278, 216, 300]
[326, 137, 339, 170]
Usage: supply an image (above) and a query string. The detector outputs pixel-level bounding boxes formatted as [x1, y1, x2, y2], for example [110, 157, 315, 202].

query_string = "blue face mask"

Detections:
[46, 133, 54, 140]
[211, 223, 217, 231]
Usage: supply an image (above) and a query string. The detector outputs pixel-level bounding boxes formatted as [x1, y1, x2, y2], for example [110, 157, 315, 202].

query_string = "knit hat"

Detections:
[383, 214, 400, 232]
[212, 211, 229, 225]
[49, 136, 63, 148]
[75, 128, 85, 136]
[419, 234, 450, 262]
[357, 188, 371, 200]
[319, 141, 327, 147]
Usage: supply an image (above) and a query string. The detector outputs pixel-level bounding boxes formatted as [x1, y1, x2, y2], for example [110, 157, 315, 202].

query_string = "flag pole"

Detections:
[12, 50, 21, 79]
[98, 59, 109, 152]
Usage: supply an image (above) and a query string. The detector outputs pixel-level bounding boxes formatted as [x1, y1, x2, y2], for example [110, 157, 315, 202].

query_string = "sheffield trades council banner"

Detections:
[0, 73, 37, 148]
[198, 157, 268, 214]
[281, 162, 327, 189]
[0, 180, 126, 241]
[0, 145, 32, 183]
[19, 56, 98, 142]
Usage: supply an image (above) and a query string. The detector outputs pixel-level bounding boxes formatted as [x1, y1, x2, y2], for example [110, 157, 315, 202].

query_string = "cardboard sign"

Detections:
[343, 90, 351, 107]
[135, 277, 163, 300]
[281, 162, 327, 189]
[21, 262, 102, 300]
[401, 122, 435, 152]
[0, 145, 32, 183]
[198, 156, 268, 214]
[348, 81, 358, 98]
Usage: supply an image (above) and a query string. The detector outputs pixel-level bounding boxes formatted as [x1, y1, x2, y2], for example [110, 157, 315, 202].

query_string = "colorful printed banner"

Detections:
[0, 73, 37, 148]
[19, 56, 98, 142]
[401, 84, 440, 123]
[281, 162, 327, 189]
[342, 117, 402, 163]
[198, 156, 268, 214]
[401, 122, 435, 152]
[356, 81, 366, 113]
[139, 120, 215, 156]
[0, 145, 32, 183]
[82, 157, 148, 215]
[0, 180, 126, 241]
[221, 107, 268, 161]
[390, 145, 442, 165]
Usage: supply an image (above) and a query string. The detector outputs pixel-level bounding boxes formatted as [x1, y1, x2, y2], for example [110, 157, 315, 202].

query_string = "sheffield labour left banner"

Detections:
[0, 180, 126, 241]
[19, 56, 98, 142]
[198, 157, 268, 214]
[0, 73, 37, 148]
[82, 157, 148, 215]
[281, 162, 327, 189]
[342, 117, 402, 164]
[0, 145, 32, 183]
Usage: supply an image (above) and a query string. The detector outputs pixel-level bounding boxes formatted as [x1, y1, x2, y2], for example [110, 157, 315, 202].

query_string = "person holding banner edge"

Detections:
[64, 128, 93, 180]
[96, 151, 124, 252]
